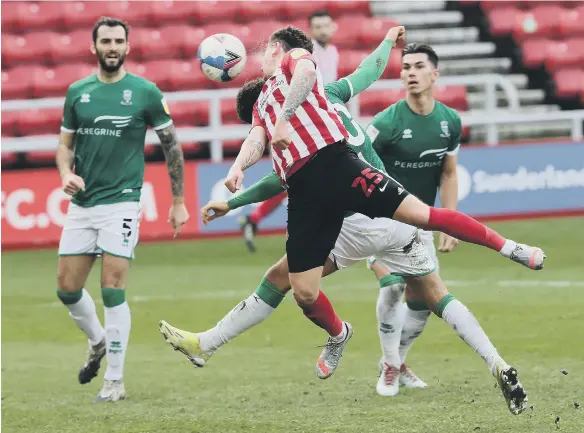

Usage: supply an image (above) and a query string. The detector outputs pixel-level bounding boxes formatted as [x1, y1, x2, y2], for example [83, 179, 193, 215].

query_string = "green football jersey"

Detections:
[325, 79, 386, 172]
[369, 99, 462, 206]
[61, 72, 172, 207]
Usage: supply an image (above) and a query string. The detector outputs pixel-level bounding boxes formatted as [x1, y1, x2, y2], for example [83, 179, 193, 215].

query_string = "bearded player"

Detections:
[55, 17, 189, 402]
[160, 27, 533, 414]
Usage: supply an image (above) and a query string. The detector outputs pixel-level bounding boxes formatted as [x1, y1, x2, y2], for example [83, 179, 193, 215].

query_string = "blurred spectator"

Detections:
[309, 11, 338, 84]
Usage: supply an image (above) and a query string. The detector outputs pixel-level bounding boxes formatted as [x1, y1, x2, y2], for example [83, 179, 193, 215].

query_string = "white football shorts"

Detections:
[58, 201, 141, 260]
[329, 213, 436, 276]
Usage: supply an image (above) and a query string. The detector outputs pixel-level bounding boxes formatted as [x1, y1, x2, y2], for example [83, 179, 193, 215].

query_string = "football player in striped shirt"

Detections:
[159, 27, 536, 414]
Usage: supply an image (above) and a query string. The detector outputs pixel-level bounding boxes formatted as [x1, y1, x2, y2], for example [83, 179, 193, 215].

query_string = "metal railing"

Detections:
[2, 74, 583, 160]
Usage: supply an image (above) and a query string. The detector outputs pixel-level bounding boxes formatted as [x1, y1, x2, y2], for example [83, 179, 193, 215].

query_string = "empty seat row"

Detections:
[1, 84, 469, 138]
[520, 38, 584, 71]
[1, 0, 370, 33]
[2, 43, 406, 100]
[2, 16, 396, 67]
[487, 5, 584, 40]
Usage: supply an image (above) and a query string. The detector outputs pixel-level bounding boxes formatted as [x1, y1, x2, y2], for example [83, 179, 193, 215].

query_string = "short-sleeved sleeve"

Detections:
[145, 83, 173, 130]
[281, 48, 316, 76]
[61, 86, 77, 133]
[369, 106, 396, 154]
[447, 111, 462, 155]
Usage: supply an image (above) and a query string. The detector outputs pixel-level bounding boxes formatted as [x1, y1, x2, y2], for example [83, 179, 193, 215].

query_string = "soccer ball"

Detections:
[198, 33, 247, 82]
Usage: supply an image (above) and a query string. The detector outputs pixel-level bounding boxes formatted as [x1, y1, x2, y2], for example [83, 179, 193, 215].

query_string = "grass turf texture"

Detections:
[2, 217, 583, 433]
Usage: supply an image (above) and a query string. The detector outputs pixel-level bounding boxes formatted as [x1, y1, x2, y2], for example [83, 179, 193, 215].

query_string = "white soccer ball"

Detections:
[197, 33, 247, 83]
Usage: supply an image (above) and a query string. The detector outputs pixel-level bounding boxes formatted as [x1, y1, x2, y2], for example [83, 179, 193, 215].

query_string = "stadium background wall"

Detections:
[2, 141, 583, 250]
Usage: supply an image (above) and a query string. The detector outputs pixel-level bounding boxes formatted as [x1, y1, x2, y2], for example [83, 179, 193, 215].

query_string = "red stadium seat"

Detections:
[481, 1, 523, 12]
[521, 39, 552, 69]
[101, 1, 151, 27]
[358, 17, 399, 48]
[167, 59, 209, 91]
[487, 7, 524, 37]
[132, 27, 177, 61]
[1, 152, 18, 168]
[144, 145, 157, 158]
[46, 30, 93, 65]
[328, 0, 371, 17]
[1, 111, 20, 137]
[192, 1, 238, 24]
[167, 59, 211, 91]
[244, 21, 285, 51]
[139, 60, 172, 91]
[359, 89, 404, 116]
[381, 49, 403, 79]
[1, 2, 20, 33]
[123, 60, 143, 75]
[168, 101, 200, 127]
[337, 50, 368, 79]
[288, 18, 311, 34]
[332, 15, 369, 49]
[221, 99, 240, 125]
[2, 32, 56, 66]
[16, 108, 62, 136]
[13, 1, 64, 32]
[26, 148, 57, 165]
[32, 64, 94, 98]
[435, 86, 468, 111]
[237, 1, 283, 23]
[558, 6, 584, 37]
[545, 39, 584, 72]
[553, 69, 584, 98]
[62, 2, 109, 31]
[281, 0, 330, 19]
[222, 139, 244, 154]
[512, 5, 563, 42]
[181, 142, 202, 156]
[149, 1, 196, 25]
[2, 65, 41, 99]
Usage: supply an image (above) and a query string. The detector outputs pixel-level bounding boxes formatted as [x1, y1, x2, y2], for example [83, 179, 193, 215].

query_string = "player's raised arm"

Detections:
[225, 126, 268, 193]
[331, 26, 405, 103]
[271, 51, 317, 150]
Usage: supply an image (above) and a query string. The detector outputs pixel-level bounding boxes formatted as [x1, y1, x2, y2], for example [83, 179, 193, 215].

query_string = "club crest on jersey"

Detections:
[121, 90, 133, 106]
[402, 129, 412, 139]
[80, 93, 91, 103]
[440, 121, 450, 138]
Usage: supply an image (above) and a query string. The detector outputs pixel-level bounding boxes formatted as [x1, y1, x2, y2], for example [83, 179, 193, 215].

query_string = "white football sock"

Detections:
[198, 293, 275, 353]
[377, 282, 406, 367]
[499, 239, 517, 257]
[441, 297, 506, 375]
[104, 302, 131, 381]
[399, 305, 431, 364]
[66, 289, 105, 346]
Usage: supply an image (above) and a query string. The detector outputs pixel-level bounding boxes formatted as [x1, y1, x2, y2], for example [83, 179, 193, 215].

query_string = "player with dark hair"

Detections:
[55, 16, 189, 402]
[161, 26, 540, 413]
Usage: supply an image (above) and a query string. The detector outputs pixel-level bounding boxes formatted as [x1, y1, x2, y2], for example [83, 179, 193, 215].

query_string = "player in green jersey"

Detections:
[364, 42, 468, 390]
[55, 17, 189, 402]
[159, 29, 530, 414]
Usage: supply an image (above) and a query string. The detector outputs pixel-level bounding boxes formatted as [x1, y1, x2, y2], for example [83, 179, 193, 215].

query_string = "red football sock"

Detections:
[296, 290, 343, 337]
[249, 191, 288, 225]
[426, 207, 506, 251]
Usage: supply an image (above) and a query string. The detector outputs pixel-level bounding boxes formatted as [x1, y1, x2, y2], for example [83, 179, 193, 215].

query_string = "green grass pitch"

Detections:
[2, 217, 584, 433]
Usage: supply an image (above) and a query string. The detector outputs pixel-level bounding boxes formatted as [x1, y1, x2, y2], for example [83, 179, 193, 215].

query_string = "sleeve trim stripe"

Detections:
[446, 144, 460, 155]
[60, 126, 76, 133]
[342, 77, 354, 99]
[153, 119, 173, 131]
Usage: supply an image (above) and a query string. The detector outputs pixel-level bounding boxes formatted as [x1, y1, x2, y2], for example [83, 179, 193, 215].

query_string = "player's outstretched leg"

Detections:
[367, 257, 428, 391]
[393, 197, 546, 270]
[57, 256, 106, 386]
[159, 276, 284, 367]
[408, 273, 528, 415]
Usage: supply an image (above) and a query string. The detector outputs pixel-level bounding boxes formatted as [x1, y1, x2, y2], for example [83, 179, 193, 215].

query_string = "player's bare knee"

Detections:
[290, 279, 319, 304]
[265, 257, 291, 293]
[101, 255, 129, 289]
